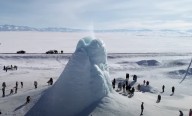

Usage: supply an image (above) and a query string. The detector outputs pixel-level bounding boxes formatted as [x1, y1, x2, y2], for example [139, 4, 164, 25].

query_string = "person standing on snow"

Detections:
[2, 82, 6, 97]
[47, 78, 53, 85]
[143, 80, 146, 85]
[172, 86, 175, 94]
[179, 110, 183, 116]
[162, 85, 165, 93]
[34, 81, 38, 89]
[122, 84, 125, 93]
[21, 82, 23, 88]
[189, 109, 192, 116]
[140, 102, 144, 115]
[157, 94, 161, 103]
[126, 73, 129, 80]
[26, 96, 31, 104]
[15, 81, 18, 94]
[112, 78, 116, 89]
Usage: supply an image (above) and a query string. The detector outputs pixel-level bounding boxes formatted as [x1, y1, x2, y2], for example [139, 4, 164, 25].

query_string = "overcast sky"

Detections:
[0, 0, 192, 30]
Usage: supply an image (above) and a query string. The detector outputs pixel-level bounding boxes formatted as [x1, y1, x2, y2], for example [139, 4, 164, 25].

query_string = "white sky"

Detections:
[0, 0, 192, 30]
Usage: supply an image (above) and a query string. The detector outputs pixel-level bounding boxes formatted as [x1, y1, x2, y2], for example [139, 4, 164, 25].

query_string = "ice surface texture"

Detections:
[26, 37, 112, 116]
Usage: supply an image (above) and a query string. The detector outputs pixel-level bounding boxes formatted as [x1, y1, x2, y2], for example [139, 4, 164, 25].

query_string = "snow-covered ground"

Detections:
[0, 32, 192, 116]
[0, 32, 192, 53]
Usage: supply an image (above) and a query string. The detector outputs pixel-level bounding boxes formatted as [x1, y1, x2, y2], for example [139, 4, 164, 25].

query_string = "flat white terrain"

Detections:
[0, 31, 192, 53]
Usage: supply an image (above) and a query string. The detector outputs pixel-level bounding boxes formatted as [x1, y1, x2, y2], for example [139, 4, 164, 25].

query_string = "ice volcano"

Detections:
[26, 37, 112, 116]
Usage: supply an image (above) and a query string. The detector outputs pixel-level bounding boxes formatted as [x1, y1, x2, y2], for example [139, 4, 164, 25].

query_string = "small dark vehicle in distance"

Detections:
[17, 50, 26, 54]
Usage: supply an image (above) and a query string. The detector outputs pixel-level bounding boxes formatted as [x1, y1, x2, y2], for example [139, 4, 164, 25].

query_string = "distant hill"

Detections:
[0, 25, 192, 36]
[0, 25, 86, 32]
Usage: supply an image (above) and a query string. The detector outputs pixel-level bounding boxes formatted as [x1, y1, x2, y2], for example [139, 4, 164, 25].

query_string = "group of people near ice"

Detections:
[112, 73, 191, 116]
[1, 78, 54, 114]
[3, 65, 18, 72]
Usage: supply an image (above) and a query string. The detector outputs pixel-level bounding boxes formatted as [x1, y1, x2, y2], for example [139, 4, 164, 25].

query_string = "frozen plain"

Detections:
[0, 32, 192, 116]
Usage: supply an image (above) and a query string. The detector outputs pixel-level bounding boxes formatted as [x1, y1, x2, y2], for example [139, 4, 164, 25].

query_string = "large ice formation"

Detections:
[26, 37, 112, 116]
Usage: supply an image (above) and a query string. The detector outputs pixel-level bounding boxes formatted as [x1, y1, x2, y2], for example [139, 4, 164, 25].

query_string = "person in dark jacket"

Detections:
[2, 82, 6, 97]
[122, 84, 125, 93]
[15, 81, 18, 94]
[133, 75, 137, 82]
[162, 85, 165, 93]
[143, 80, 146, 85]
[26, 96, 31, 104]
[2, 88, 5, 97]
[146, 81, 149, 86]
[179, 110, 183, 116]
[172, 86, 175, 94]
[131, 87, 135, 95]
[126, 73, 129, 80]
[47, 78, 53, 85]
[112, 78, 116, 89]
[140, 102, 144, 115]
[21, 82, 23, 88]
[10, 89, 13, 95]
[34, 81, 38, 89]
[157, 94, 161, 103]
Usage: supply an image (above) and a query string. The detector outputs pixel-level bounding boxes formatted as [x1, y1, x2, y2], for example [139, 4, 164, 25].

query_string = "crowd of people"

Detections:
[1, 77, 54, 115]
[1, 78, 54, 98]
[3, 65, 18, 72]
[112, 73, 191, 116]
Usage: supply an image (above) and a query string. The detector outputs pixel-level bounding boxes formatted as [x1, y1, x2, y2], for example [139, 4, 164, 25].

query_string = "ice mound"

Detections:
[26, 37, 112, 116]
[168, 68, 192, 76]
[136, 60, 159, 66]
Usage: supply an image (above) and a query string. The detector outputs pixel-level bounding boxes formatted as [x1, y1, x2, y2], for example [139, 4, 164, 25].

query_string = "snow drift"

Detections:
[26, 37, 112, 116]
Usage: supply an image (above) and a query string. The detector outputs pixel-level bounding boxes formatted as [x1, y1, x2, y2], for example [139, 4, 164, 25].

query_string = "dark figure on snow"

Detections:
[34, 81, 38, 89]
[112, 78, 116, 89]
[189, 109, 192, 116]
[172, 86, 175, 94]
[125, 80, 128, 86]
[26, 96, 31, 104]
[146, 81, 149, 86]
[3, 66, 6, 70]
[126, 85, 131, 93]
[140, 102, 144, 115]
[162, 85, 165, 93]
[157, 94, 161, 103]
[5, 67, 7, 72]
[122, 84, 125, 92]
[14, 65, 17, 70]
[15, 81, 18, 94]
[2, 82, 6, 97]
[143, 80, 146, 85]
[131, 87, 135, 95]
[10, 89, 13, 95]
[47, 78, 53, 85]
[133, 75, 137, 82]
[21, 82, 23, 88]
[126, 73, 129, 80]
[179, 110, 183, 116]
